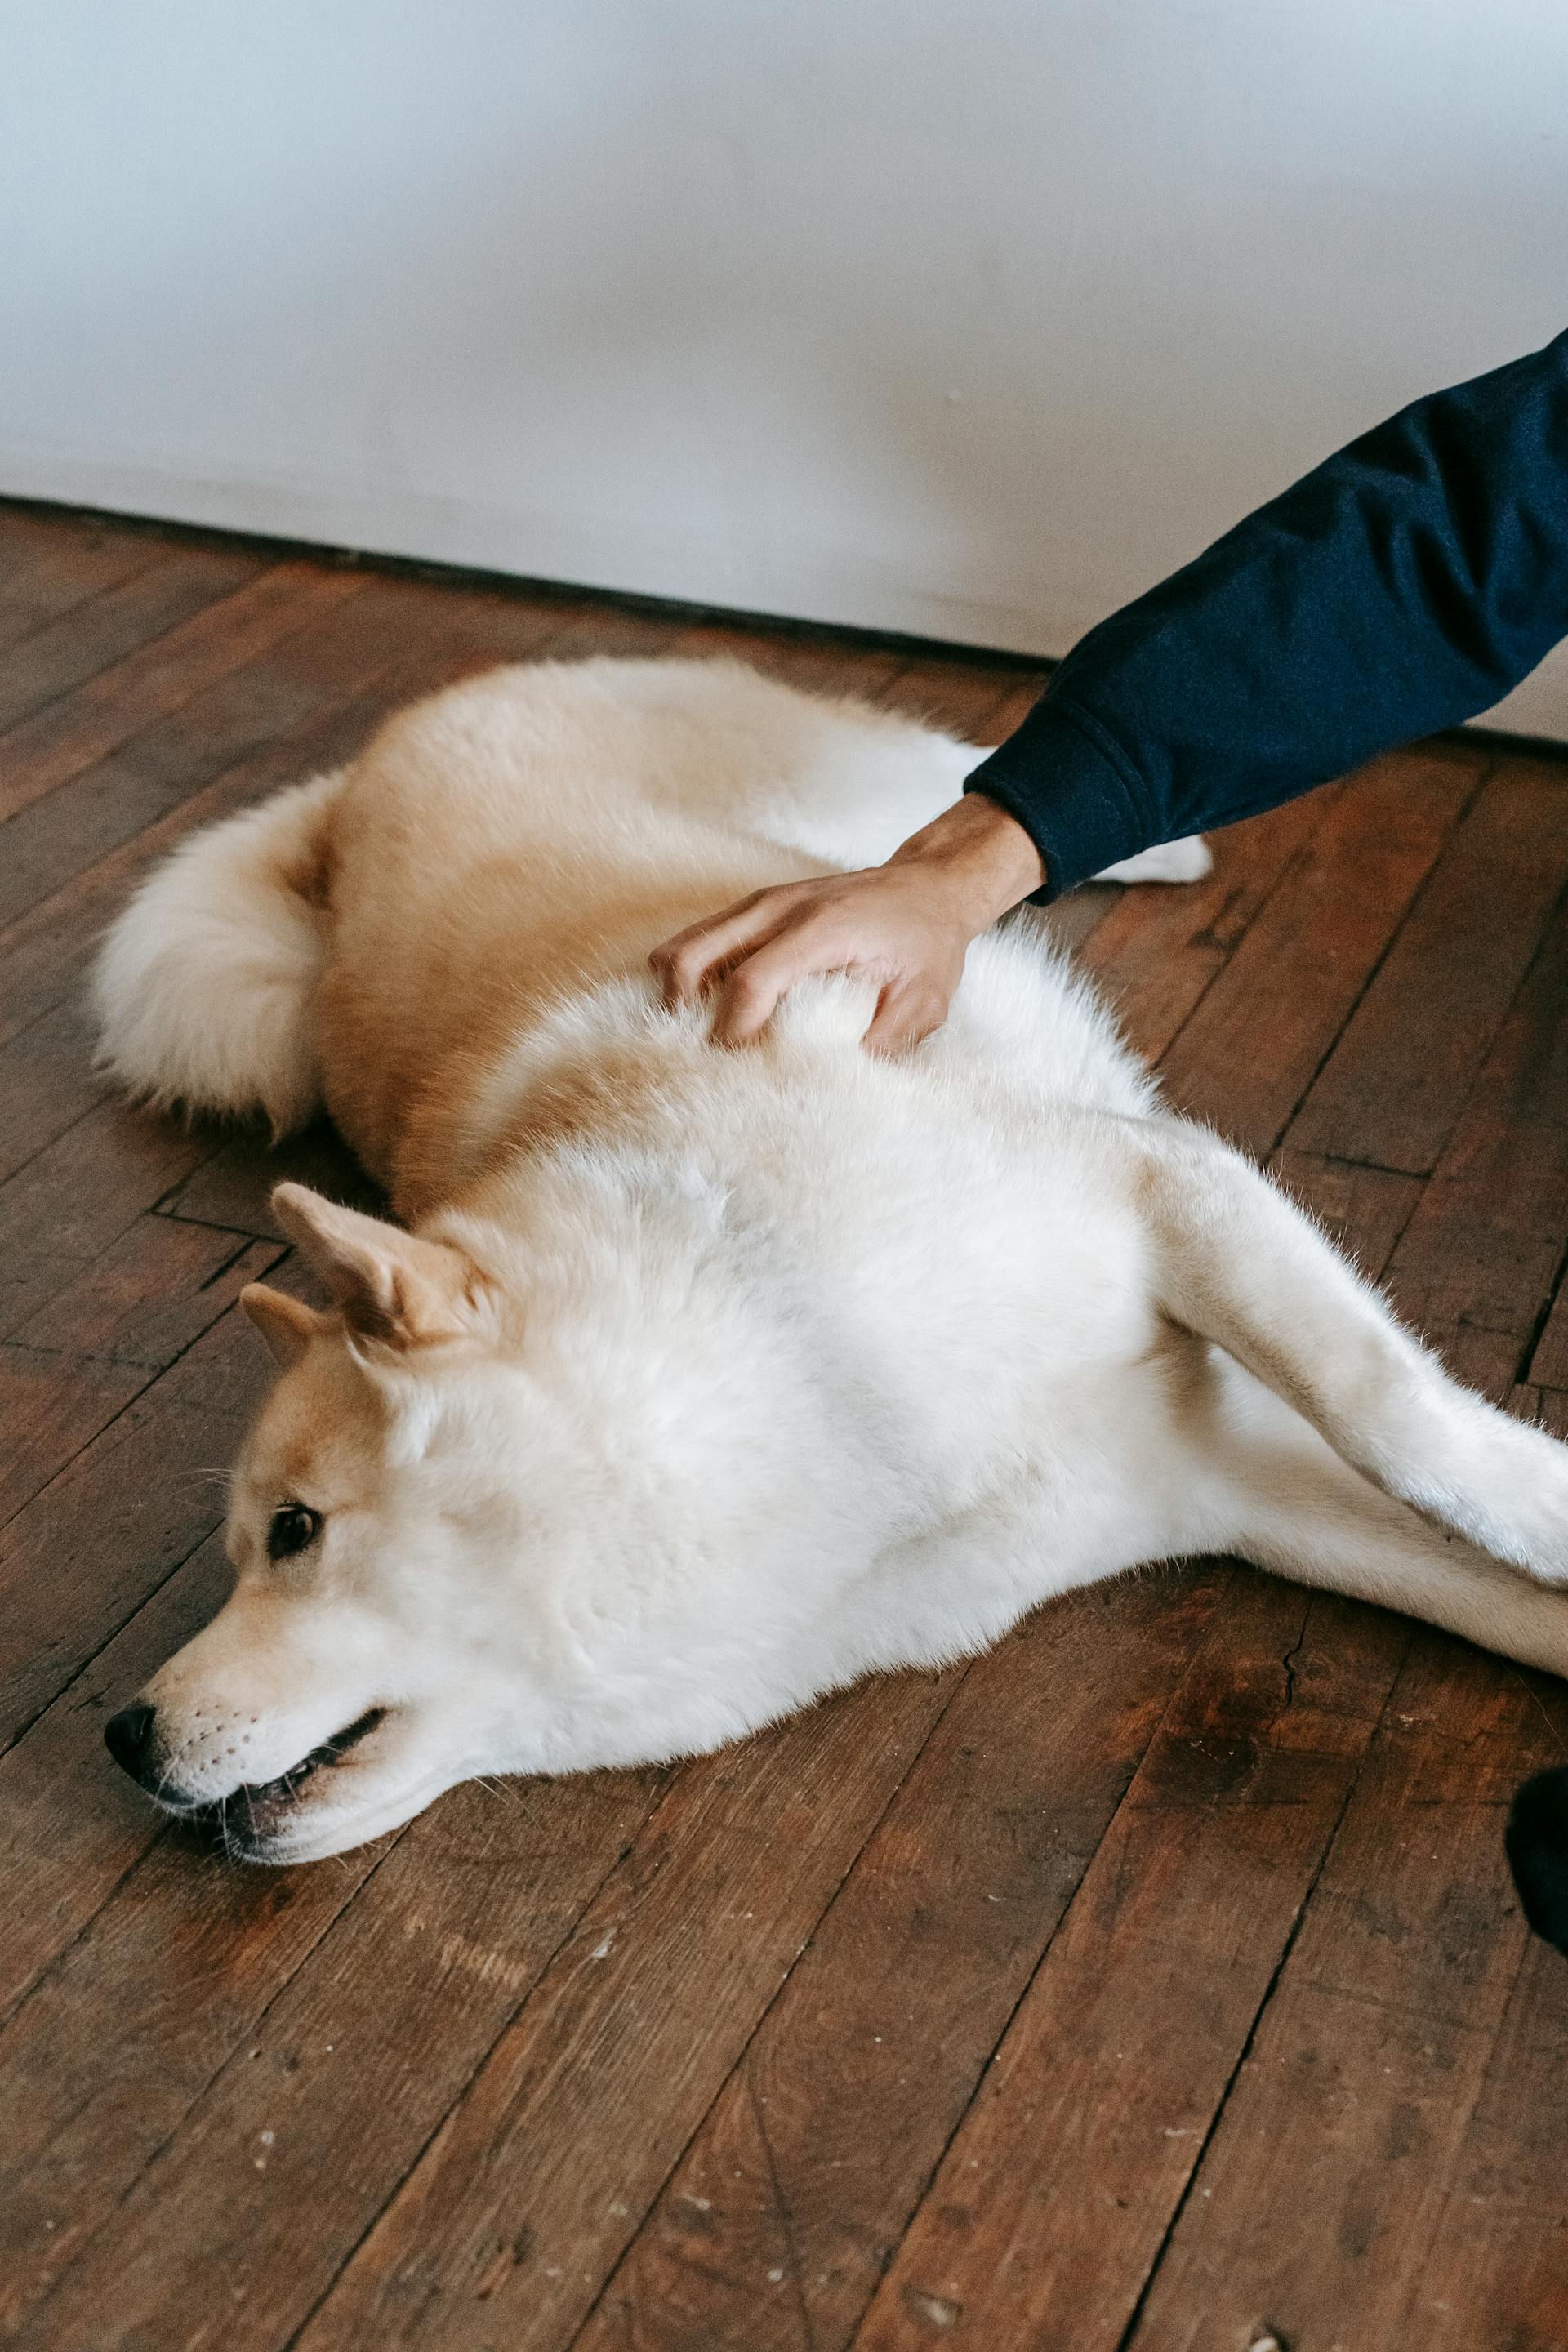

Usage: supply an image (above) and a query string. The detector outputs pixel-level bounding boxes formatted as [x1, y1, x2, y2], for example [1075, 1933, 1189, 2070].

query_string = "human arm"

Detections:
[656, 327, 1568, 1039]
[968, 327, 1568, 895]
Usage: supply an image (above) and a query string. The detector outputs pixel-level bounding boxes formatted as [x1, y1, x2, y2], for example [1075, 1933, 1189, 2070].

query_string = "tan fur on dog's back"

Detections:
[298, 657, 968, 1213]
[318, 669, 809, 1207]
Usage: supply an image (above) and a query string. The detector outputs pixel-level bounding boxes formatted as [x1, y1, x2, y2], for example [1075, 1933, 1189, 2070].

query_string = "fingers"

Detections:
[648, 887, 803, 1005]
[863, 974, 950, 1054]
[710, 933, 823, 1045]
[649, 872, 955, 1052]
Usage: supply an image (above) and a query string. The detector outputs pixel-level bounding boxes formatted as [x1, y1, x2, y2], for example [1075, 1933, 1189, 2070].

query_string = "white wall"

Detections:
[4, 0, 1567, 733]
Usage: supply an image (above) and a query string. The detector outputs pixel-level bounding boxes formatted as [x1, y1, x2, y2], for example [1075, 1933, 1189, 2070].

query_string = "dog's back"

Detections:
[98, 657, 1153, 1219]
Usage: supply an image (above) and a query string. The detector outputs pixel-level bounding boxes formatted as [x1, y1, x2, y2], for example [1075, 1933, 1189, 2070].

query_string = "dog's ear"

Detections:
[270, 1183, 489, 1350]
[240, 1283, 323, 1369]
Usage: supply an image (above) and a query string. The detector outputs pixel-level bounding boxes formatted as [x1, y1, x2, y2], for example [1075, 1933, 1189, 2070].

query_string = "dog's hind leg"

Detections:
[1187, 1353, 1568, 1678]
[1125, 1116, 1568, 1584]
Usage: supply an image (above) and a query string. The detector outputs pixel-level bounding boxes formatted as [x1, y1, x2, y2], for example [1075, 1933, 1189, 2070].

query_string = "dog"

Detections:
[91, 657, 1568, 1865]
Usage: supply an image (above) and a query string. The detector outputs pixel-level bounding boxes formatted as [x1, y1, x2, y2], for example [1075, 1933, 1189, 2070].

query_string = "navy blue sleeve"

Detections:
[965, 329, 1568, 898]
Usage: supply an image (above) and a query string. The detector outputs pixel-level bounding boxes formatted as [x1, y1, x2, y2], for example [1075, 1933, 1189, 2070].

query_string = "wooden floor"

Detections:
[2, 502, 1568, 2352]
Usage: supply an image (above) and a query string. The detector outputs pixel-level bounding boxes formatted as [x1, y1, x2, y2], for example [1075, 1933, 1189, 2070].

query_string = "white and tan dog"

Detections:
[93, 657, 1568, 1862]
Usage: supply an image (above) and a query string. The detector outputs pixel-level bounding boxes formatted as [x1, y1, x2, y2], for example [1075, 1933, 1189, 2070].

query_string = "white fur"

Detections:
[91, 658, 1568, 1862]
[92, 770, 341, 1136]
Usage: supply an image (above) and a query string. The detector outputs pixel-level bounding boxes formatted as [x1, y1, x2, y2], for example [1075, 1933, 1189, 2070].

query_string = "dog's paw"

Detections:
[1095, 836, 1214, 886]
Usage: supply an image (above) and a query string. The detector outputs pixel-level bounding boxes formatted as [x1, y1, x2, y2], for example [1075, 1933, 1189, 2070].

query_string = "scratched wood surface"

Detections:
[1, 502, 1566, 2352]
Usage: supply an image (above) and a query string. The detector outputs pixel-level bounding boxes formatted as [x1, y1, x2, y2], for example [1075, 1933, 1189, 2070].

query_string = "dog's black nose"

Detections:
[104, 1703, 158, 1784]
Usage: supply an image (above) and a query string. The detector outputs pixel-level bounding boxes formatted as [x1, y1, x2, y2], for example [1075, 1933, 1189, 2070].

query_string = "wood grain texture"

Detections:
[27, 1673, 957, 2352]
[0, 1258, 296, 1752]
[847, 1576, 1414, 2352]
[0, 546, 294, 817]
[571, 1566, 1227, 2352]
[1286, 757, 1568, 1174]
[0, 1217, 278, 1529]
[0, 521, 171, 661]
[1, 1706, 669, 2349]
[2, 506, 1567, 2352]
[1120, 1627, 1568, 2352]
[0, 564, 367, 925]
[1076, 774, 1352, 1071]
[1378, 869, 1568, 1400]
[1156, 745, 1478, 1152]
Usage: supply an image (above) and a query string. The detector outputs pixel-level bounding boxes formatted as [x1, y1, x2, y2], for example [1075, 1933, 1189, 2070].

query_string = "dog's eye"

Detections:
[266, 1503, 322, 1561]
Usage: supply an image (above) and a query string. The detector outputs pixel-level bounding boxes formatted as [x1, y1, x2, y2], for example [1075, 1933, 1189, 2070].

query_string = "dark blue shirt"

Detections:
[965, 330, 1568, 898]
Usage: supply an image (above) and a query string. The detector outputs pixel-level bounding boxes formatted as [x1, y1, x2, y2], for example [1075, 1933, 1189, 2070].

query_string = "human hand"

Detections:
[648, 793, 1045, 1052]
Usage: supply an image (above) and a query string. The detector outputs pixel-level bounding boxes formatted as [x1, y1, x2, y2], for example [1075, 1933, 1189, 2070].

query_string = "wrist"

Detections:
[888, 792, 1046, 925]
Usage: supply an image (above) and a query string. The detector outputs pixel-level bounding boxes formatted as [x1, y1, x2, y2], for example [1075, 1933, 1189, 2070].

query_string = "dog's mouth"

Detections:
[180, 1706, 388, 1851]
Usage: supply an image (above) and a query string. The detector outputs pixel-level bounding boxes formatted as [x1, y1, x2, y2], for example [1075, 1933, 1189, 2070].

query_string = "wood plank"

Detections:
[0, 1798, 393, 2346]
[877, 657, 1047, 741]
[1268, 1150, 1425, 1285]
[155, 1120, 385, 1241]
[0, 1259, 313, 2020]
[0, 1098, 220, 1341]
[0, 1704, 670, 2350]
[1374, 874, 1568, 1401]
[0, 503, 159, 585]
[846, 1571, 1412, 2352]
[7, 516, 1567, 2352]
[1155, 745, 1479, 1153]
[1403, 1416, 1568, 2352]
[0, 573, 475, 1056]
[572, 1565, 1227, 2352]
[531, 603, 703, 664]
[1523, 1270, 1568, 1392]
[19, 1669, 961, 2352]
[1075, 776, 1352, 1070]
[0, 524, 167, 660]
[1408, 1931, 1568, 2350]
[967, 671, 1049, 746]
[1397, 1384, 1568, 2352]
[0, 1530, 234, 2024]
[0, 587, 673, 1361]
[1526, 1275, 1568, 1395]
[1038, 884, 1117, 956]
[0, 1348, 151, 1530]
[0, 564, 368, 926]
[0, 997, 105, 1192]
[663, 621, 1045, 743]
[0, 556, 366, 826]
[0, 1273, 288, 1752]
[0, 547, 288, 736]
[0, 1218, 278, 1530]
[1285, 758, 1568, 1174]
[1121, 1622, 1568, 2352]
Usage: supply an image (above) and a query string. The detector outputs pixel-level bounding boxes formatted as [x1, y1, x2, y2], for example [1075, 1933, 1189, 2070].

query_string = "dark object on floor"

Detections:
[1506, 1766, 1568, 1955]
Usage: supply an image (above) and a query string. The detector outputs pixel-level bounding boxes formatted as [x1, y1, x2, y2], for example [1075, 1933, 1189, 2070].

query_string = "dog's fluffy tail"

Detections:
[92, 771, 345, 1136]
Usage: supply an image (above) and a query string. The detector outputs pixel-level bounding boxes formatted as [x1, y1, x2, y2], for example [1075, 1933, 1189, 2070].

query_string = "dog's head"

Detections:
[104, 1182, 552, 1860]
[109, 1174, 714, 1860]
[103, 1152, 862, 1863]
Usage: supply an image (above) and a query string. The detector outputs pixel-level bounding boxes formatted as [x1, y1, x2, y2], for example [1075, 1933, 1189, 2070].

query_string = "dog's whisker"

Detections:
[473, 1774, 537, 1829]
